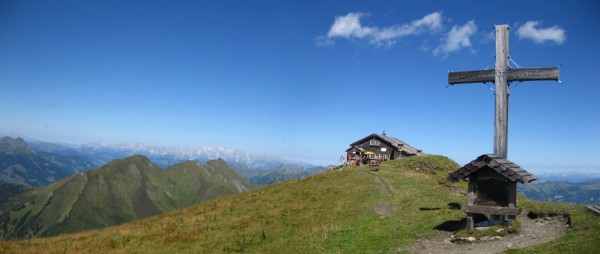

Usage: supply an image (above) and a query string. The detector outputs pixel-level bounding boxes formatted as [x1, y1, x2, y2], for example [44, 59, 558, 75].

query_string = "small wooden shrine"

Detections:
[448, 154, 537, 230]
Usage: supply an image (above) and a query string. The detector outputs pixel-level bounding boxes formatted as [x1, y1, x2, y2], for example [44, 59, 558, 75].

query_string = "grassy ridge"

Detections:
[0, 155, 463, 253]
[1, 155, 599, 253]
[2, 164, 379, 253]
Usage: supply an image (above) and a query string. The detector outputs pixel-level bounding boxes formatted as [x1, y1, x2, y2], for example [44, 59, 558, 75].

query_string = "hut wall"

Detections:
[392, 149, 402, 160]
[353, 137, 394, 160]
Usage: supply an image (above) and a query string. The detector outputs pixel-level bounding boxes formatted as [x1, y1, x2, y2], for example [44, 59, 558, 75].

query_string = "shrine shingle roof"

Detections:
[448, 154, 537, 183]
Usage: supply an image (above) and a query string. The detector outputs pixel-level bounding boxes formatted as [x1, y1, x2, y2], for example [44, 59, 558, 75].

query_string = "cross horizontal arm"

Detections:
[448, 67, 559, 85]
[448, 70, 494, 84]
[507, 67, 559, 82]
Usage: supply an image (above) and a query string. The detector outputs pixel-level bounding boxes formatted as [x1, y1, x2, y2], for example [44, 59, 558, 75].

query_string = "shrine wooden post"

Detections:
[448, 25, 559, 229]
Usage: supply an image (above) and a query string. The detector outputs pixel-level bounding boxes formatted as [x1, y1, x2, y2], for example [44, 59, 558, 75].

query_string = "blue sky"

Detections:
[1, 1, 598, 173]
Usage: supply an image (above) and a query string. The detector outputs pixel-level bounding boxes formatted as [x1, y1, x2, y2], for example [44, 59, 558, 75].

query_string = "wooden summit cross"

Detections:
[449, 25, 559, 159]
[447, 24, 559, 230]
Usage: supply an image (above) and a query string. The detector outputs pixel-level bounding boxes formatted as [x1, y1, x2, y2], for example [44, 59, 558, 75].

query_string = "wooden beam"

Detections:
[448, 69, 495, 84]
[586, 205, 600, 215]
[494, 24, 509, 159]
[506, 67, 559, 82]
[462, 205, 522, 215]
[448, 67, 559, 85]
[466, 213, 475, 230]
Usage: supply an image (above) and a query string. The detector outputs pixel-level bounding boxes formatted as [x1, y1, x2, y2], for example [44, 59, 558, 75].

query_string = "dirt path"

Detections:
[396, 212, 569, 254]
[370, 172, 393, 218]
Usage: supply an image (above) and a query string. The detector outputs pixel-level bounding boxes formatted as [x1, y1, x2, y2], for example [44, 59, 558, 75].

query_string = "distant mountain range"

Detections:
[0, 155, 252, 240]
[0, 137, 96, 187]
[2, 136, 327, 189]
[516, 172, 600, 205]
[536, 172, 600, 183]
[518, 179, 600, 205]
[0, 136, 327, 240]
[28, 139, 314, 170]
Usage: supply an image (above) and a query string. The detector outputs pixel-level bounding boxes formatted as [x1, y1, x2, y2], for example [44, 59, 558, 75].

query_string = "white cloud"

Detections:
[327, 12, 373, 39]
[481, 31, 495, 44]
[434, 20, 477, 56]
[516, 21, 565, 44]
[313, 35, 335, 47]
[320, 12, 443, 47]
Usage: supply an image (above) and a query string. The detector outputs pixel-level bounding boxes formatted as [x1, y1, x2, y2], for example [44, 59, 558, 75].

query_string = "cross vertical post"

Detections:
[494, 25, 509, 159]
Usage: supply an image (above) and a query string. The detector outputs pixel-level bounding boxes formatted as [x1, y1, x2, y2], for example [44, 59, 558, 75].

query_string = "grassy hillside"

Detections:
[0, 156, 252, 240]
[235, 165, 329, 186]
[1, 155, 598, 253]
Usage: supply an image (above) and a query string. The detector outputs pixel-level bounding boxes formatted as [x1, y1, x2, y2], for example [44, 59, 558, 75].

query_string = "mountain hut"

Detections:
[345, 132, 421, 166]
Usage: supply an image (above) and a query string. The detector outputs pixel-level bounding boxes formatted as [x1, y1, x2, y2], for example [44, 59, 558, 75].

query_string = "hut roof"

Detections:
[349, 133, 421, 155]
[345, 145, 365, 153]
[448, 154, 537, 183]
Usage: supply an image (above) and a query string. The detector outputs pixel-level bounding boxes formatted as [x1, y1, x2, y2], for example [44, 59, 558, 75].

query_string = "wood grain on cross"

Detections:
[448, 25, 559, 159]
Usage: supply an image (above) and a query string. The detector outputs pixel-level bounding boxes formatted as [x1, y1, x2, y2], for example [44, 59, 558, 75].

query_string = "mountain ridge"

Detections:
[0, 137, 31, 155]
[0, 155, 252, 240]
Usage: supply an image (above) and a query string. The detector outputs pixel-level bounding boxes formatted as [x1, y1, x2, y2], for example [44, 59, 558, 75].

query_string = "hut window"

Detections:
[370, 139, 380, 146]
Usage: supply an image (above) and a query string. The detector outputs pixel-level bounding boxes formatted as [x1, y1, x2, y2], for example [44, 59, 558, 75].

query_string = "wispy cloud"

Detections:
[481, 31, 495, 44]
[317, 12, 443, 47]
[516, 21, 565, 44]
[434, 20, 477, 56]
[313, 35, 335, 47]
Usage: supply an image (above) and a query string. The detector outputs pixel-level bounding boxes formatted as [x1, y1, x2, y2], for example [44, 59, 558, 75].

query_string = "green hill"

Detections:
[0, 155, 251, 240]
[0, 183, 31, 204]
[0, 155, 598, 253]
[234, 164, 329, 186]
